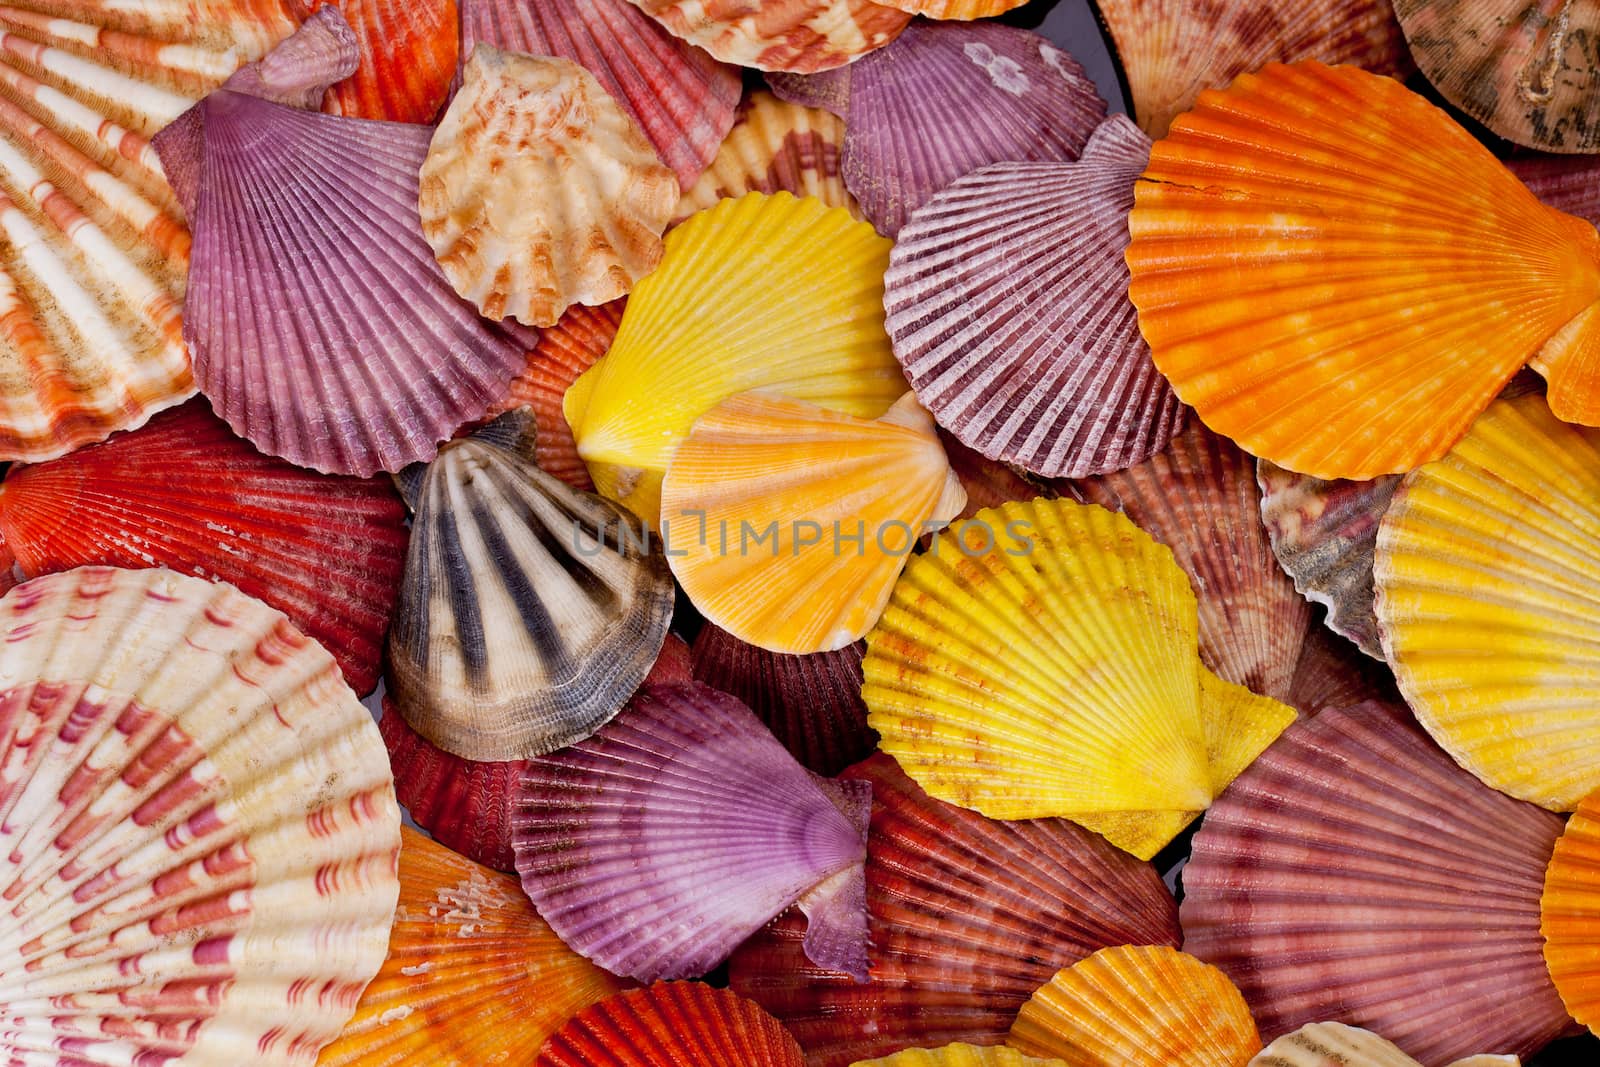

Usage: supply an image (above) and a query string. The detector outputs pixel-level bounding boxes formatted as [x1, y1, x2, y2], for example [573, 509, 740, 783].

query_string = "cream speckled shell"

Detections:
[1248, 1022, 1518, 1067]
[420, 46, 678, 327]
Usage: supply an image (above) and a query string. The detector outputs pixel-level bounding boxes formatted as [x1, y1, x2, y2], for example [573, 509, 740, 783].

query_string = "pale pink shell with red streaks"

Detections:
[0, 566, 400, 1066]
[627, 0, 911, 74]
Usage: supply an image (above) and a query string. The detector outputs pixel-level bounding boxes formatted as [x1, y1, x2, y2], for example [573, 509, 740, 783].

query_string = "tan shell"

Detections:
[628, 0, 910, 73]
[420, 46, 678, 327]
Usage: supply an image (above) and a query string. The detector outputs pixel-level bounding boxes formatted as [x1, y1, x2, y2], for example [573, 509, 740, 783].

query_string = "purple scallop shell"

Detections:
[885, 115, 1183, 479]
[514, 681, 871, 983]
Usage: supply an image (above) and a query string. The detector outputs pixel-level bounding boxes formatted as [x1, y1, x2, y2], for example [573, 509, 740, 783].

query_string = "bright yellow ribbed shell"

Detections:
[853, 1045, 1066, 1067]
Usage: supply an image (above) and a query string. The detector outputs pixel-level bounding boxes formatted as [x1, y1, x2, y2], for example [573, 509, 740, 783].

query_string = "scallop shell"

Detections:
[690, 622, 875, 777]
[1248, 1022, 1520, 1067]
[387, 409, 674, 761]
[486, 300, 623, 491]
[885, 116, 1183, 478]
[1373, 390, 1600, 809]
[783, 21, 1107, 238]
[625, 0, 910, 74]
[872, 0, 1028, 16]
[563, 191, 909, 527]
[1396, 0, 1600, 152]
[515, 682, 871, 982]
[1095, 0, 1411, 137]
[864, 498, 1295, 858]
[1511, 152, 1600, 227]
[1125, 61, 1600, 480]
[420, 48, 677, 328]
[1542, 787, 1600, 1035]
[853, 1046, 1066, 1067]
[1257, 461, 1401, 658]
[536, 982, 806, 1067]
[0, 566, 401, 1065]
[941, 431, 1050, 521]
[318, 827, 626, 1066]
[675, 91, 860, 223]
[1007, 946, 1262, 1067]
[661, 391, 965, 655]
[1181, 700, 1574, 1063]
[305, 0, 458, 122]
[1287, 625, 1398, 718]
[1075, 418, 1311, 703]
[728, 752, 1181, 1067]
[0, 0, 306, 460]
[0, 399, 407, 695]
[461, 0, 739, 190]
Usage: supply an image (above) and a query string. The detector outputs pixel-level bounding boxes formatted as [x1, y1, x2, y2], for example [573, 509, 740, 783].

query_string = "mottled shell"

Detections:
[625, 0, 911, 73]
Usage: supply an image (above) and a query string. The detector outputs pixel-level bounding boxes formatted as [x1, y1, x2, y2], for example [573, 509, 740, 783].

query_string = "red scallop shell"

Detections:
[301, 0, 459, 121]
[537, 982, 806, 1066]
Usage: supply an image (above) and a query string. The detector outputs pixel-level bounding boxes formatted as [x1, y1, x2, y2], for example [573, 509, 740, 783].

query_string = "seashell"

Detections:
[675, 91, 861, 223]
[318, 827, 626, 1066]
[1075, 417, 1310, 703]
[536, 982, 806, 1066]
[1373, 390, 1600, 809]
[564, 191, 909, 526]
[885, 116, 1182, 477]
[487, 300, 623, 491]
[387, 409, 674, 761]
[691, 622, 875, 776]
[0, 565, 401, 1065]
[1181, 700, 1574, 1063]
[303, 0, 459, 122]
[1257, 460, 1401, 658]
[1248, 1022, 1521, 1067]
[661, 391, 966, 655]
[1542, 786, 1600, 1036]
[728, 752, 1181, 1066]
[189, 6, 358, 116]
[1287, 625, 1399, 718]
[462, 0, 739, 190]
[1007, 946, 1262, 1067]
[864, 498, 1296, 859]
[625, 0, 910, 74]
[1511, 152, 1600, 227]
[420, 47, 677, 328]
[379, 634, 689, 872]
[767, 64, 854, 119]
[872, 0, 1029, 17]
[1125, 61, 1600, 480]
[515, 681, 871, 982]
[0, 0, 309, 460]
[0, 528, 14, 594]
[783, 21, 1107, 238]
[0, 398, 407, 695]
[1095, 0, 1411, 137]
[151, 22, 534, 477]
[1395, 0, 1600, 152]
[853, 1046, 1066, 1067]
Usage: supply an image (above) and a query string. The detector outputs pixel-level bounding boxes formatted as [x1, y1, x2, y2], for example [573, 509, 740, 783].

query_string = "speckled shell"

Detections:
[537, 983, 807, 1067]
[0, 399, 408, 695]
[853, 1046, 1066, 1067]
[386, 410, 674, 762]
[625, 0, 911, 74]
[317, 827, 626, 1066]
[0, 566, 400, 1066]
[728, 753, 1181, 1067]
[1248, 1022, 1519, 1067]
[1007, 946, 1262, 1067]
[1181, 700, 1574, 1063]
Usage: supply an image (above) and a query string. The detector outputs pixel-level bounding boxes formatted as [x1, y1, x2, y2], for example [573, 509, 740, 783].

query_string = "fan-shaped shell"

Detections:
[728, 752, 1181, 1067]
[690, 622, 874, 776]
[317, 827, 626, 1066]
[1512, 152, 1600, 227]
[1126, 61, 1600, 479]
[1248, 1022, 1519, 1067]
[516, 682, 870, 982]
[1395, 0, 1600, 152]
[625, 0, 910, 74]
[0, 399, 407, 695]
[537, 982, 806, 1066]
[941, 431, 1049, 520]
[0, 566, 401, 1065]
[1543, 787, 1600, 1036]
[563, 191, 908, 526]
[387, 410, 674, 761]
[886, 116, 1182, 477]
[854, 1046, 1066, 1067]
[461, 0, 738, 190]
[420, 48, 677, 328]
[1374, 390, 1600, 809]
[1287, 625, 1398, 718]
[304, 0, 458, 122]
[676, 91, 860, 222]
[780, 21, 1106, 238]
[1096, 0, 1410, 137]
[1074, 418, 1310, 703]
[661, 391, 965, 654]
[1181, 700, 1574, 1063]
[864, 498, 1295, 858]
[1007, 946, 1262, 1067]
[872, 0, 1028, 16]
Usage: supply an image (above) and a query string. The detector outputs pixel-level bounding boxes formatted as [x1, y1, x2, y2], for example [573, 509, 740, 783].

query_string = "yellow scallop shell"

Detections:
[853, 1045, 1066, 1067]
